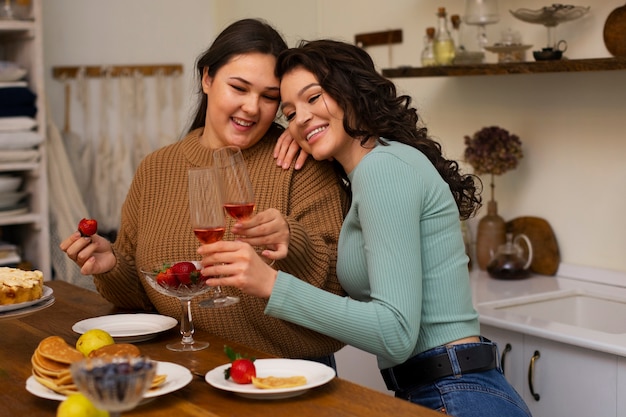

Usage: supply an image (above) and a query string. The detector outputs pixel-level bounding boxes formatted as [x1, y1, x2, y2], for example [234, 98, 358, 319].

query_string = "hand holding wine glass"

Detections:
[189, 166, 240, 308]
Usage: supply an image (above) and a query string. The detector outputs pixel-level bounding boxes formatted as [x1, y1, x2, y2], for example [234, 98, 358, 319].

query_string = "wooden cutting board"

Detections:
[506, 216, 560, 276]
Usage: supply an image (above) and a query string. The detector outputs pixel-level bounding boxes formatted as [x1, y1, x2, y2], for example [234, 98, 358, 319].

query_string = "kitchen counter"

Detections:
[471, 263, 626, 358]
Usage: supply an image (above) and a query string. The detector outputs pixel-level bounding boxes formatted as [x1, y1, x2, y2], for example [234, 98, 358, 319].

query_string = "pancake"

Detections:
[88, 343, 141, 358]
[31, 335, 166, 396]
[251, 375, 307, 389]
[36, 336, 84, 364]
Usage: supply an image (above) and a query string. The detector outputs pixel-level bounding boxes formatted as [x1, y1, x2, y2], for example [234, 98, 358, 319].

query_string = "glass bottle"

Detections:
[476, 200, 506, 270]
[420, 27, 436, 67]
[450, 14, 465, 52]
[434, 7, 456, 65]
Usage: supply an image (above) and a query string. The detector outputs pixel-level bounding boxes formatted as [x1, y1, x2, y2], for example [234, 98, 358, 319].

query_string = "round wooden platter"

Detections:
[604, 3, 626, 57]
[506, 216, 560, 276]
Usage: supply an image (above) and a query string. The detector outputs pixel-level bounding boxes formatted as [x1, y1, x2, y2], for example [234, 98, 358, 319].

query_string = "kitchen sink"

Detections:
[477, 289, 626, 334]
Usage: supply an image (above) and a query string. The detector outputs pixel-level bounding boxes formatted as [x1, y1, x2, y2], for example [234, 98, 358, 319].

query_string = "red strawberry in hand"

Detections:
[78, 218, 98, 237]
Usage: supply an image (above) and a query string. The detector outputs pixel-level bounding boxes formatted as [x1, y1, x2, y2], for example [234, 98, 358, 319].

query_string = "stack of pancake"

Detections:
[31, 335, 166, 395]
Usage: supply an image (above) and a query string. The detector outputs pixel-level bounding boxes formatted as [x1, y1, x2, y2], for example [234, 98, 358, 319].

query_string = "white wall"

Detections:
[214, 0, 626, 275]
[41, 0, 626, 394]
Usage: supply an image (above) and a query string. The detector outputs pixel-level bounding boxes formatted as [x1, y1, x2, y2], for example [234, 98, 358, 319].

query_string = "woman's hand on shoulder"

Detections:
[274, 129, 309, 170]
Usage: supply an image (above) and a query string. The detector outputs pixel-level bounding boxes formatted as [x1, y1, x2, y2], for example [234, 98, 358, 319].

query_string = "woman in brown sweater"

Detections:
[60, 19, 347, 361]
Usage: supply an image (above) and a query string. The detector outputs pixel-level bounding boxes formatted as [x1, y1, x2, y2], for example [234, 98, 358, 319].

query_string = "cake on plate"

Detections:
[0, 266, 43, 305]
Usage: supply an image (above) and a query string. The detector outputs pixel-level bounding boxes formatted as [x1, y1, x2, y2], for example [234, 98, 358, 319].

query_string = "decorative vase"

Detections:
[476, 200, 506, 270]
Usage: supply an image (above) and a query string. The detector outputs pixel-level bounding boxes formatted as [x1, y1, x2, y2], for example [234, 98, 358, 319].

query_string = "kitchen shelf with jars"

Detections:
[382, 56, 626, 78]
[0, 0, 51, 278]
[389, 3, 626, 78]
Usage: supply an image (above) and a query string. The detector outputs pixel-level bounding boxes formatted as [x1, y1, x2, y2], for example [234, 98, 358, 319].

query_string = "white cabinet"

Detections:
[482, 324, 618, 417]
[0, 0, 50, 278]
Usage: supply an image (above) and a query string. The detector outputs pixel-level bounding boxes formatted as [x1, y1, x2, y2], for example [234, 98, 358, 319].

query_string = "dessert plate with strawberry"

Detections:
[72, 313, 177, 343]
[205, 358, 336, 400]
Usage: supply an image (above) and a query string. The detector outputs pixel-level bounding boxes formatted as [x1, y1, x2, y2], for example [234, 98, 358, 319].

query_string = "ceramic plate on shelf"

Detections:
[26, 361, 193, 401]
[205, 358, 336, 400]
[0, 191, 28, 210]
[484, 44, 532, 54]
[0, 204, 28, 217]
[0, 286, 53, 313]
[0, 296, 55, 322]
[72, 313, 178, 343]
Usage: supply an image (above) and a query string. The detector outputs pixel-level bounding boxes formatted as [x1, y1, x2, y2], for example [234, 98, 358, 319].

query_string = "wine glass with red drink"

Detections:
[188, 166, 239, 308]
[213, 146, 255, 221]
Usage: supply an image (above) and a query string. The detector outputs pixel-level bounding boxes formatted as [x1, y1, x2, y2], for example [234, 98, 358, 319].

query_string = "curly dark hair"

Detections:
[275, 39, 481, 219]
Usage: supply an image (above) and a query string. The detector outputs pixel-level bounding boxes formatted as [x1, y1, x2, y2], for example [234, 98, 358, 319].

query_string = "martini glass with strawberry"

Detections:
[188, 166, 240, 308]
[141, 260, 212, 351]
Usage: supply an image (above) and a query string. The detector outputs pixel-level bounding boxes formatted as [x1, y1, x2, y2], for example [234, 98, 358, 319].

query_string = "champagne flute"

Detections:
[213, 146, 255, 221]
[189, 166, 240, 308]
[213, 146, 273, 260]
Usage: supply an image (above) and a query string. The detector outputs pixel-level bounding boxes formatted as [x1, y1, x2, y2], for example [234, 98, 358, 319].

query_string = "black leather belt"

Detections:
[380, 343, 497, 391]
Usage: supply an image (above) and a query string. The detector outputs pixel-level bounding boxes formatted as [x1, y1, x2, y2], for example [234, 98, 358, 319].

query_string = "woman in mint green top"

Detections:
[269, 141, 479, 369]
[199, 40, 531, 417]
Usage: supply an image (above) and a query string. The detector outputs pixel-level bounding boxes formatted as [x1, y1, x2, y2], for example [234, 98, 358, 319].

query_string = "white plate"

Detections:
[0, 67, 27, 82]
[72, 313, 178, 343]
[0, 204, 28, 217]
[484, 44, 533, 54]
[0, 191, 28, 209]
[26, 361, 192, 401]
[0, 285, 53, 313]
[205, 358, 336, 400]
[0, 296, 55, 322]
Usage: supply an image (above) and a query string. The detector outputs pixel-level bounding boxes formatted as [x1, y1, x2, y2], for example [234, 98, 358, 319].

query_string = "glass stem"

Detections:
[179, 298, 195, 345]
[546, 26, 555, 48]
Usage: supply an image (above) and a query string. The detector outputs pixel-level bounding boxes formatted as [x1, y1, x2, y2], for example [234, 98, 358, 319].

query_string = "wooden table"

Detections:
[0, 281, 440, 416]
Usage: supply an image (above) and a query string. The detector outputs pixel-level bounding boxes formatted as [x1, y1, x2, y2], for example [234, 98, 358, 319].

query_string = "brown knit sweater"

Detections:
[93, 125, 348, 358]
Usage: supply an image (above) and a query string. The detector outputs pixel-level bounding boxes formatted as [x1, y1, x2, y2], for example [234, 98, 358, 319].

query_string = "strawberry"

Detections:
[224, 345, 256, 384]
[156, 267, 178, 288]
[78, 218, 98, 237]
[170, 261, 202, 285]
[228, 358, 256, 384]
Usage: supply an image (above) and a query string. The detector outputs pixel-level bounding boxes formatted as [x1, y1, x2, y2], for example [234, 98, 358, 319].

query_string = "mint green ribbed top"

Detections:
[266, 140, 479, 369]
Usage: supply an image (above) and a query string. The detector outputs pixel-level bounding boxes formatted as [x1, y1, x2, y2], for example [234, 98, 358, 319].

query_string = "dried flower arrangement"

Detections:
[464, 126, 523, 202]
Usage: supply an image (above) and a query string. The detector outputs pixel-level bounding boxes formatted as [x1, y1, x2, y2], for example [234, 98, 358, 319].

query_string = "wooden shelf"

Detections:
[382, 57, 626, 78]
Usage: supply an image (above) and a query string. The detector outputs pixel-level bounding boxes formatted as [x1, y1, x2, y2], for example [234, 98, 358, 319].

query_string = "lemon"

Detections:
[76, 329, 115, 357]
[57, 393, 109, 417]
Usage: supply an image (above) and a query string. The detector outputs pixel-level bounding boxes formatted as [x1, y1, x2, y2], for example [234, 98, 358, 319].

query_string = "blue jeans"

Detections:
[395, 339, 532, 417]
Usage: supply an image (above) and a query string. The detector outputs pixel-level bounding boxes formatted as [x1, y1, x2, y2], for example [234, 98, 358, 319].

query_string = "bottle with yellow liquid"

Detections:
[434, 7, 455, 65]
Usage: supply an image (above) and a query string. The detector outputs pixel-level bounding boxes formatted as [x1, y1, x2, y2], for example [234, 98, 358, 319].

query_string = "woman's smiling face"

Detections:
[280, 67, 354, 165]
[202, 52, 281, 149]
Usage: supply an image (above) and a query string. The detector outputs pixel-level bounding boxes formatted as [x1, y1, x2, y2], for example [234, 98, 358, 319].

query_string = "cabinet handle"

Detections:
[501, 343, 512, 375]
[528, 350, 541, 401]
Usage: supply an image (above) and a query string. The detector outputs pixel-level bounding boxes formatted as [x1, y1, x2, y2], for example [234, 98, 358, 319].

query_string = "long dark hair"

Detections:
[187, 18, 288, 133]
[276, 39, 481, 219]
